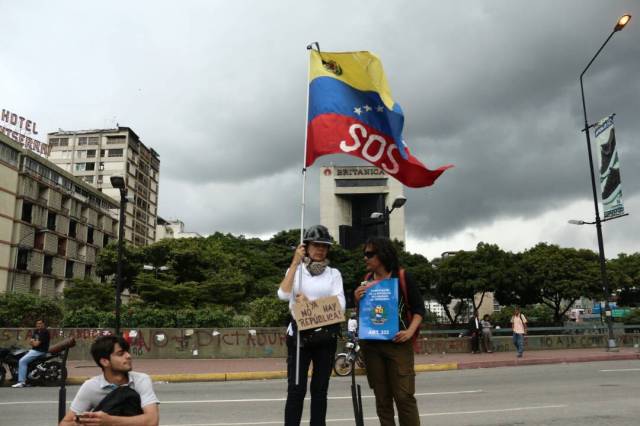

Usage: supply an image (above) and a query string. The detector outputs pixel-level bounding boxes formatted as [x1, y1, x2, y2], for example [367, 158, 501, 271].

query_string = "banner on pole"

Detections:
[594, 114, 624, 219]
[358, 278, 399, 340]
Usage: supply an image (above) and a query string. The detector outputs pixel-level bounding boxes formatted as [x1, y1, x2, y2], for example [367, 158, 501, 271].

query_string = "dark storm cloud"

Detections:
[1, 0, 638, 249]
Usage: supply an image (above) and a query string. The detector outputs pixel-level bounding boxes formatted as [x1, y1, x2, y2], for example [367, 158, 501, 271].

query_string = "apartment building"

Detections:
[0, 132, 118, 295]
[47, 127, 160, 246]
[155, 217, 202, 241]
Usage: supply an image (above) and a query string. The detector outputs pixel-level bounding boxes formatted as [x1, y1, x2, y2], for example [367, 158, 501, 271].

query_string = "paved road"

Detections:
[1, 360, 640, 425]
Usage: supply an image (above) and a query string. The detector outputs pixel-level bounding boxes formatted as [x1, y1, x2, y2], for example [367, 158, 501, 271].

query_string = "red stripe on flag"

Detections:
[306, 114, 452, 188]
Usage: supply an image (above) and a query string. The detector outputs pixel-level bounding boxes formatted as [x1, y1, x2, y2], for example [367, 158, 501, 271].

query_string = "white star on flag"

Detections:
[363, 105, 372, 112]
[376, 105, 384, 112]
[354, 107, 362, 115]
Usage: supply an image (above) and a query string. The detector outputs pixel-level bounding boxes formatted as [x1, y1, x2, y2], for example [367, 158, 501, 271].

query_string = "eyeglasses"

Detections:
[363, 251, 377, 259]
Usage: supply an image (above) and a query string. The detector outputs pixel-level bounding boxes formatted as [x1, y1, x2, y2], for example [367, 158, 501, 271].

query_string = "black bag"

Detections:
[94, 386, 144, 417]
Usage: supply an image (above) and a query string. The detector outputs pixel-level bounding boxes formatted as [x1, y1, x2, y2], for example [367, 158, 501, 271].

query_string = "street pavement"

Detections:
[2, 360, 640, 425]
[62, 346, 640, 383]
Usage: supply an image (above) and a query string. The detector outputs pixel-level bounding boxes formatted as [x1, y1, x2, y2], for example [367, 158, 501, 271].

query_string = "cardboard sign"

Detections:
[292, 295, 344, 331]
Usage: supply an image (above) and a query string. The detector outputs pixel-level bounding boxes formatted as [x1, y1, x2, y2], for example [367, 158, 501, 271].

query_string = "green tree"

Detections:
[520, 243, 600, 323]
[63, 278, 115, 312]
[248, 296, 290, 327]
[96, 242, 143, 291]
[608, 253, 640, 306]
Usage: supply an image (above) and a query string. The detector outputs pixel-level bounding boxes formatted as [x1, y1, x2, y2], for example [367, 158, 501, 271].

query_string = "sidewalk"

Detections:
[65, 347, 640, 384]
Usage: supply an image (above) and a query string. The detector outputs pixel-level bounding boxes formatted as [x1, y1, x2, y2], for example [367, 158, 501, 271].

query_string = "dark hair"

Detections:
[483, 314, 490, 320]
[91, 335, 130, 369]
[364, 236, 400, 273]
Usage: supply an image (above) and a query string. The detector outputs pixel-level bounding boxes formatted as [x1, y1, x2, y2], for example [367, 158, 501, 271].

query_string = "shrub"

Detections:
[0, 293, 63, 327]
[248, 297, 289, 327]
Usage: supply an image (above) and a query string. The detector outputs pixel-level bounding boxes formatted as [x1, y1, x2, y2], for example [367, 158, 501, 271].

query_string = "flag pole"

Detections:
[293, 42, 317, 386]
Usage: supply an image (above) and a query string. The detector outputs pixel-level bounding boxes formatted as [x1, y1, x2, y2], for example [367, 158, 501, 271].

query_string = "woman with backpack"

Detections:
[354, 236, 425, 426]
[277, 225, 346, 426]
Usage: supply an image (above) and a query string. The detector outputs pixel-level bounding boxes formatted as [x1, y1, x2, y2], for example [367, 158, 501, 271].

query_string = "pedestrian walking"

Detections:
[354, 237, 424, 426]
[481, 314, 493, 353]
[511, 307, 528, 358]
[277, 225, 346, 426]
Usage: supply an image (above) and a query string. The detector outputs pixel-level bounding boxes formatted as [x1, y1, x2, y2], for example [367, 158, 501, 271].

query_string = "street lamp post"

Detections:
[578, 14, 631, 351]
[368, 196, 407, 237]
[110, 176, 128, 336]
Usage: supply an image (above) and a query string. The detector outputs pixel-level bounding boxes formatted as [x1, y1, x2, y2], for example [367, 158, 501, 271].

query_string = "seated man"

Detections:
[12, 319, 50, 388]
[60, 335, 159, 426]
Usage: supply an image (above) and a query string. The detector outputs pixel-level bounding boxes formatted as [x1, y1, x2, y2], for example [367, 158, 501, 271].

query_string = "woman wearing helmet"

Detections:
[277, 225, 346, 426]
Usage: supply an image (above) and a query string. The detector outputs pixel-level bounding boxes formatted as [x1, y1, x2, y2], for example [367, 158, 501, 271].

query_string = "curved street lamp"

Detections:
[578, 14, 631, 351]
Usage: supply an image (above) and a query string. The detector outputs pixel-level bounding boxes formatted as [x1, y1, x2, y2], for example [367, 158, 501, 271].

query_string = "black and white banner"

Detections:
[594, 114, 624, 219]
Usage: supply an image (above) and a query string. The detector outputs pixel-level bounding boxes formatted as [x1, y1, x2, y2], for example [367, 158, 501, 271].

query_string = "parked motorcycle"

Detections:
[334, 336, 365, 376]
[0, 337, 75, 386]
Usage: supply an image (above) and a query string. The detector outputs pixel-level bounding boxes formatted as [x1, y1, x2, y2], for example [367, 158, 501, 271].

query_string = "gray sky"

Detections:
[2, 1, 638, 259]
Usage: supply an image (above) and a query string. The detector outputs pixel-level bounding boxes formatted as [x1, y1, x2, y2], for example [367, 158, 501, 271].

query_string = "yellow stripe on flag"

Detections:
[309, 50, 396, 110]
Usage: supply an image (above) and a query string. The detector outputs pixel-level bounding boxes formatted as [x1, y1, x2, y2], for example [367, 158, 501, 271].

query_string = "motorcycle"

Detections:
[334, 336, 365, 376]
[0, 337, 75, 386]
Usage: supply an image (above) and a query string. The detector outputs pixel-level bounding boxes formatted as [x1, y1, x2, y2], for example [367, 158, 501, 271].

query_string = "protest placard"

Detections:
[292, 295, 344, 330]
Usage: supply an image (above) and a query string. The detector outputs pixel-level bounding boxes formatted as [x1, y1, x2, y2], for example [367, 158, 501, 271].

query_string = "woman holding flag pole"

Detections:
[278, 225, 346, 426]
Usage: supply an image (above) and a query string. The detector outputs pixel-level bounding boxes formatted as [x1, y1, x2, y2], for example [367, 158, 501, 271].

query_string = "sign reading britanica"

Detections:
[1, 108, 49, 156]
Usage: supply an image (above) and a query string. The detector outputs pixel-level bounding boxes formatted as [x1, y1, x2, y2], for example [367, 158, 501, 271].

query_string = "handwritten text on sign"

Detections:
[292, 296, 344, 331]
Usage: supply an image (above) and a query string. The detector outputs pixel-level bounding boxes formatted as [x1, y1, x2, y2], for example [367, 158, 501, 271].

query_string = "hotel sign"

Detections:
[1, 108, 49, 156]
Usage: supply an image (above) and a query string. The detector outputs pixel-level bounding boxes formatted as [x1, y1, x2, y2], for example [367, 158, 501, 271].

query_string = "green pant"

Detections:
[360, 340, 420, 426]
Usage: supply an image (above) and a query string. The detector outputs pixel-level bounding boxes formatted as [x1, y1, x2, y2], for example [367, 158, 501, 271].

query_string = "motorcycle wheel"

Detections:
[333, 354, 353, 377]
[43, 361, 63, 386]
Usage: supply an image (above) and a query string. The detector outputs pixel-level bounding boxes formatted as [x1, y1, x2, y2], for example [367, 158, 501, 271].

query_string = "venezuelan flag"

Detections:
[306, 50, 452, 188]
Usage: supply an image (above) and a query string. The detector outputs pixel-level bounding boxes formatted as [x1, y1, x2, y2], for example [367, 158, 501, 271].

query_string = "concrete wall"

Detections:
[2, 328, 640, 361]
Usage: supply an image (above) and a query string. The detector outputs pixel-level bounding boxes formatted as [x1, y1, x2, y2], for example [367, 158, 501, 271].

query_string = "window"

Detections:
[0, 142, 19, 166]
[58, 238, 66, 256]
[65, 260, 74, 279]
[100, 149, 105, 157]
[21, 202, 33, 222]
[107, 136, 126, 144]
[50, 138, 69, 147]
[17, 249, 29, 270]
[34, 232, 45, 250]
[83, 176, 94, 184]
[87, 137, 99, 145]
[85, 162, 95, 171]
[69, 220, 77, 238]
[103, 234, 109, 247]
[108, 149, 123, 157]
[86, 149, 96, 158]
[85, 264, 93, 277]
[99, 162, 105, 171]
[87, 227, 94, 244]
[47, 212, 56, 230]
[44, 255, 53, 275]
[78, 137, 88, 146]
[75, 163, 86, 172]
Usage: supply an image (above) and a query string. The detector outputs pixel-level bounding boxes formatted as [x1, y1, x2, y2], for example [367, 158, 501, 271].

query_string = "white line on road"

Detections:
[0, 390, 483, 406]
[159, 404, 567, 426]
[159, 390, 483, 404]
[599, 368, 640, 372]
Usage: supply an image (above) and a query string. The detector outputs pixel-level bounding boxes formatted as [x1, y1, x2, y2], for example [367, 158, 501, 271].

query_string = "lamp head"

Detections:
[614, 14, 631, 32]
[370, 212, 384, 219]
[391, 196, 407, 209]
[568, 219, 585, 225]
[110, 176, 126, 189]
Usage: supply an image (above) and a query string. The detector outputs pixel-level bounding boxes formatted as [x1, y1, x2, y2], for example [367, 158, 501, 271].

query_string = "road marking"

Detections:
[600, 368, 640, 372]
[159, 404, 567, 425]
[0, 390, 482, 406]
[159, 390, 483, 404]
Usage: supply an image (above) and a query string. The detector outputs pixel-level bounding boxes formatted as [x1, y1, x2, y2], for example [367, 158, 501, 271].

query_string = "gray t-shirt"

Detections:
[70, 372, 159, 414]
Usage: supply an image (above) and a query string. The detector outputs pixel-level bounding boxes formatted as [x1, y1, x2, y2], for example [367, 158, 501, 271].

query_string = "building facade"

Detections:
[0, 133, 118, 295]
[47, 127, 160, 246]
[155, 217, 202, 241]
[319, 165, 405, 249]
